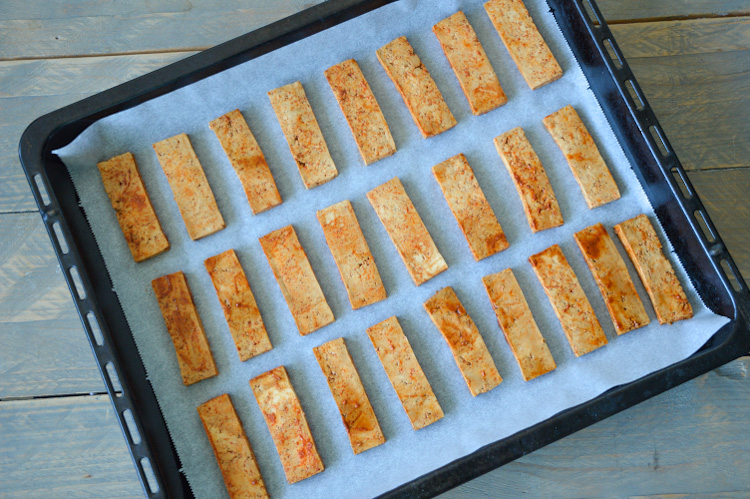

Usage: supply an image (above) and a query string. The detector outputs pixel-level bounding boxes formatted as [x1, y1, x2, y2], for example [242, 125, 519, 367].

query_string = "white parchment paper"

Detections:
[55, 0, 729, 497]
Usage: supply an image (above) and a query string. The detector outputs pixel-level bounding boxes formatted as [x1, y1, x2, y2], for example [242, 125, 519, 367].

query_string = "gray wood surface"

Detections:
[0, 0, 748, 497]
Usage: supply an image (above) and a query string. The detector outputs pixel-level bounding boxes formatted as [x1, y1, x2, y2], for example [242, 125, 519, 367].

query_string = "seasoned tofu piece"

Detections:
[317, 200, 386, 309]
[250, 366, 324, 484]
[97, 152, 169, 262]
[615, 214, 693, 324]
[324, 59, 396, 165]
[152, 271, 218, 385]
[424, 287, 502, 396]
[529, 245, 608, 356]
[313, 338, 385, 454]
[367, 316, 443, 430]
[197, 394, 269, 499]
[367, 177, 448, 286]
[575, 223, 650, 334]
[482, 269, 556, 380]
[433, 11, 507, 115]
[259, 226, 334, 335]
[376, 36, 457, 138]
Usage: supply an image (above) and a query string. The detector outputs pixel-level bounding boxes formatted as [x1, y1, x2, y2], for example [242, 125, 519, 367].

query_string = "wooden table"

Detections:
[1, 1, 748, 497]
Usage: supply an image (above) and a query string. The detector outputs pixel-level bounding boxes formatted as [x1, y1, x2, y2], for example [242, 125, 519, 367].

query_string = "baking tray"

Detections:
[18, 0, 750, 497]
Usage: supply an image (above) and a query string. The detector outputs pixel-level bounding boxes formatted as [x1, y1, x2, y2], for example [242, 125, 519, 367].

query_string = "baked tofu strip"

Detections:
[367, 177, 448, 286]
[151, 271, 218, 385]
[376, 36, 457, 138]
[482, 269, 556, 381]
[484, 0, 563, 90]
[197, 394, 269, 499]
[615, 214, 693, 324]
[433, 11, 507, 115]
[367, 317, 444, 430]
[324, 59, 396, 165]
[528, 245, 607, 356]
[209, 109, 282, 214]
[259, 225, 334, 335]
[268, 81, 338, 189]
[433, 153, 509, 261]
[543, 105, 620, 208]
[250, 366, 324, 484]
[424, 287, 502, 396]
[316, 200, 386, 309]
[494, 127, 563, 233]
[204, 249, 272, 362]
[575, 223, 650, 334]
[153, 133, 225, 240]
[97, 152, 169, 262]
[313, 338, 385, 454]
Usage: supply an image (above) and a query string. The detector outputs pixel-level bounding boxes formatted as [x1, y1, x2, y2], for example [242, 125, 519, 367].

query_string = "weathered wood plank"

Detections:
[597, 0, 750, 23]
[0, 395, 142, 497]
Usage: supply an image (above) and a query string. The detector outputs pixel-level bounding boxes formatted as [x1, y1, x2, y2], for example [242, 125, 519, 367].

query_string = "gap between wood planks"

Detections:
[0, 47, 203, 63]
[0, 390, 110, 402]
[606, 10, 750, 25]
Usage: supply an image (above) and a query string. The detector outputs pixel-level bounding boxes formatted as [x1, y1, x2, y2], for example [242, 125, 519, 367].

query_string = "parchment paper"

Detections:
[54, 0, 729, 497]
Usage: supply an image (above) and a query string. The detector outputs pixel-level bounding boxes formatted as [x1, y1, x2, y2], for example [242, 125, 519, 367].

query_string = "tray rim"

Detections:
[18, 0, 750, 497]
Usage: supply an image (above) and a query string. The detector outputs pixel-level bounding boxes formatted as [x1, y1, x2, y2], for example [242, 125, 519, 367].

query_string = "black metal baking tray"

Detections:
[18, 0, 750, 497]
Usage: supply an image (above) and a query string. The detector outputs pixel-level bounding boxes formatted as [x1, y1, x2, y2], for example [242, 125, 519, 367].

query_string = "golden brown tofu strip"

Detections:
[494, 127, 563, 233]
[484, 0, 563, 90]
[367, 317, 444, 430]
[204, 249, 272, 362]
[433, 153, 509, 261]
[543, 105, 620, 209]
[324, 59, 396, 165]
[482, 269, 556, 381]
[433, 11, 507, 115]
[97, 152, 170, 262]
[209, 109, 282, 215]
[259, 225, 334, 335]
[250, 366, 324, 484]
[313, 338, 385, 454]
[268, 81, 338, 189]
[367, 177, 448, 286]
[151, 271, 218, 385]
[197, 394, 269, 499]
[575, 223, 650, 334]
[424, 287, 502, 396]
[615, 214, 693, 324]
[528, 245, 608, 356]
[153, 133, 225, 240]
[316, 200, 386, 309]
[376, 36, 457, 138]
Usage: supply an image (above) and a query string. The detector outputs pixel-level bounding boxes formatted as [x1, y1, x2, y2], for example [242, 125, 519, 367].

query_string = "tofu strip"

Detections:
[250, 366, 324, 484]
[424, 287, 502, 396]
[259, 225, 334, 335]
[316, 200, 387, 309]
[204, 249, 272, 361]
[313, 338, 385, 454]
[153, 133, 225, 240]
[543, 105, 620, 208]
[614, 214, 693, 324]
[197, 394, 269, 499]
[433, 11, 507, 115]
[268, 81, 338, 189]
[432, 153, 509, 261]
[209, 109, 282, 214]
[482, 269, 556, 380]
[324, 59, 396, 165]
[494, 127, 563, 233]
[151, 271, 218, 385]
[366, 316, 444, 430]
[529, 245, 608, 356]
[575, 223, 650, 334]
[376, 36, 457, 138]
[484, 0, 563, 90]
[367, 177, 448, 286]
[97, 152, 169, 262]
